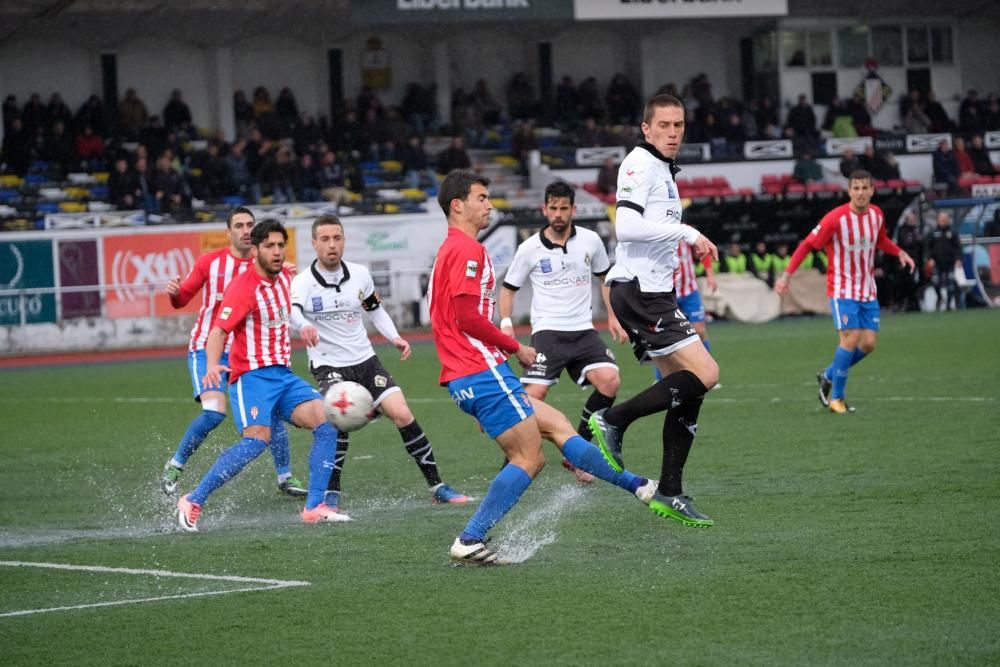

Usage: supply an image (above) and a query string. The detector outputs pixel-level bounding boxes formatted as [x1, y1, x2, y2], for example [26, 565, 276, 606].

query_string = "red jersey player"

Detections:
[175, 219, 339, 532]
[776, 170, 915, 413]
[429, 169, 657, 566]
[160, 207, 305, 498]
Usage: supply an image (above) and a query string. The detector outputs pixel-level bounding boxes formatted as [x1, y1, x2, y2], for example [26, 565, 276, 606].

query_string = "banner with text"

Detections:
[102, 230, 298, 319]
[352, 0, 574, 24]
[574, 0, 788, 20]
[0, 239, 56, 325]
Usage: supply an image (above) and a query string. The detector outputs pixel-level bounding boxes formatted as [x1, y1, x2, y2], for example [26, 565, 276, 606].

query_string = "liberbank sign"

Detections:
[353, 0, 786, 24]
[353, 0, 575, 24]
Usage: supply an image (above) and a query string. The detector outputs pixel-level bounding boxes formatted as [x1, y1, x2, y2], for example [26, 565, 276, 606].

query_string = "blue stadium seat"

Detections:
[35, 201, 60, 213]
[223, 195, 245, 206]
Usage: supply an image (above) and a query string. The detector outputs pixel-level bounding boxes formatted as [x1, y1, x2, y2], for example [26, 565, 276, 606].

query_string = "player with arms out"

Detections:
[498, 180, 627, 484]
[429, 169, 657, 565]
[588, 94, 721, 528]
[289, 215, 469, 519]
[176, 219, 340, 531]
[776, 170, 914, 413]
[160, 207, 305, 498]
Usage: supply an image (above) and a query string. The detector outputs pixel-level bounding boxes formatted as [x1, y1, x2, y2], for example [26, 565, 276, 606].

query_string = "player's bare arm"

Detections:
[202, 327, 231, 388]
[601, 283, 628, 343]
[498, 286, 516, 336]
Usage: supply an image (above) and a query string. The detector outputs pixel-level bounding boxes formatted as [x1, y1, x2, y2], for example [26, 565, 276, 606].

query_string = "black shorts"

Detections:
[521, 329, 618, 387]
[310, 355, 400, 407]
[609, 278, 701, 364]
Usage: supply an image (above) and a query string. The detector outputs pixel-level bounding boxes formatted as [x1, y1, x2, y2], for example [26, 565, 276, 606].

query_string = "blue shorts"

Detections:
[230, 366, 323, 432]
[677, 291, 706, 324]
[447, 362, 534, 439]
[188, 350, 230, 400]
[830, 298, 880, 331]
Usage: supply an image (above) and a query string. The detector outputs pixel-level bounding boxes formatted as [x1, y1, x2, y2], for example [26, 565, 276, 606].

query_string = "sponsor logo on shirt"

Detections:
[312, 296, 323, 312]
[219, 306, 232, 320]
[666, 181, 676, 199]
[542, 275, 590, 288]
[465, 260, 478, 277]
[540, 258, 552, 273]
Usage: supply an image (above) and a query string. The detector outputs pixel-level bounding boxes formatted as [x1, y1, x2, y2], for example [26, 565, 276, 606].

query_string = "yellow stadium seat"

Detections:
[489, 198, 510, 209]
[380, 160, 403, 172]
[0, 175, 23, 187]
[59, 202, 87, 213]
[92, 172, 110, 183]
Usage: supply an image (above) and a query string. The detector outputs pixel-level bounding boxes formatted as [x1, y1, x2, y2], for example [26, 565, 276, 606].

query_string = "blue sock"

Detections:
[561, 435, 642, 493]
[306, 422, 338, 510]
[830, 347, 854, 400]
[190, 437, 268, 505]
[850, 348, 867, 367]
[172, 410, 225, 466]
[269, 419, 291, 478]
[703, 339, 712, 353]
[459, 464, 532, 542]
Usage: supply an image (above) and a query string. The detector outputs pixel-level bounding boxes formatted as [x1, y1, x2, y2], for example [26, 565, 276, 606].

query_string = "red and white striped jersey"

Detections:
[213, 267, 293, 382]
[428, 227, 507, 384]
[170, 247, 252, 352]
[807, 203, 889, 302]
[673, 241, 700, 298]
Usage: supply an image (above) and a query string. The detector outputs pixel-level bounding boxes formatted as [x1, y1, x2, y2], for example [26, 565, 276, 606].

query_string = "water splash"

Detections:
[496, 483, 590, 564]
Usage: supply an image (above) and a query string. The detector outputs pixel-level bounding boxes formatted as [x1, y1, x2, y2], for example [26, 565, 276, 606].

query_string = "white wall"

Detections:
[640, 26, 733, 100]
[117, 37, 213, 129]
[551, 26, 630, 92]
[0, 39, 96, 107]
[231, 36, 325, 119]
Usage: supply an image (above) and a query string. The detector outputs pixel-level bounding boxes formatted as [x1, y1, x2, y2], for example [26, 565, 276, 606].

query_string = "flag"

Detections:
[865, 77, 885, 115]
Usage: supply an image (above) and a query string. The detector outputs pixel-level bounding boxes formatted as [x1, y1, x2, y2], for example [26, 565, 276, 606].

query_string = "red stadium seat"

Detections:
[710, 176, 729, 187]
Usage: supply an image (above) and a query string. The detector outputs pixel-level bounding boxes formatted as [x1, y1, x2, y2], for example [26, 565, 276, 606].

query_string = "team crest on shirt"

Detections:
[358, 290, 365, 301]
[374, 375, 387, 387]
[312, 296, 323, 312]
[540, 258, 552, 273]
[250, 406, 259, 419]
[465, 260, 478, 277]
[584, 254, 591, 266]
[219, 306, 232, 320]
[666, 180, 677, 199]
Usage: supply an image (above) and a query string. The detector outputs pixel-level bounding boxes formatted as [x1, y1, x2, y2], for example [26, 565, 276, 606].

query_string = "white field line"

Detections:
[0, 560, 309, 618]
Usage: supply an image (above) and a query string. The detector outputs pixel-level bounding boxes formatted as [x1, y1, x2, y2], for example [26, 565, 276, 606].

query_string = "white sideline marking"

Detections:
[0, 560, 310, 618]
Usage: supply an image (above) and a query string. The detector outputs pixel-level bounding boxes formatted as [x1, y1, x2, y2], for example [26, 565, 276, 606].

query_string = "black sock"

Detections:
[401, 420, 442, 487]
[659, 397, 704, 497]
[605, 370, 707, 430]
[578, 390, 616, 440]
[326, 431, 350, 493]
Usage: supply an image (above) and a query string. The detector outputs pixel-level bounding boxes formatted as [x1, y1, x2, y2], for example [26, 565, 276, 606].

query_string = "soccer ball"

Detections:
[323, 381, 374, 432]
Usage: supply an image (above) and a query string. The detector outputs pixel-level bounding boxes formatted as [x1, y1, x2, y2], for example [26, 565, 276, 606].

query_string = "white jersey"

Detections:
[290, 260, 379, 368]
[607, 142, 700, 293]
[503, 226, 610, 333]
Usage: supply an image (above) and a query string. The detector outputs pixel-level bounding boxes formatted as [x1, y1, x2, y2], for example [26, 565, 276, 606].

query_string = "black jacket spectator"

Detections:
[437, 136, 471, 174]
[107, 158, 141, 209]
[74, 95, 108, 137]
[163, 90, 193, 134]
[967, 136, 997, 176]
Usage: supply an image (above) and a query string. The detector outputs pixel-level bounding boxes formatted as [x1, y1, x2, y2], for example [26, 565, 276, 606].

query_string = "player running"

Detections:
[429, 169, 657, 566]
[176, 219, 339, 531]
[498, 180, 627, 484]
[160, 207, 305, 498]
[289, 215, 469, 519]
[776, 169, 914, 413]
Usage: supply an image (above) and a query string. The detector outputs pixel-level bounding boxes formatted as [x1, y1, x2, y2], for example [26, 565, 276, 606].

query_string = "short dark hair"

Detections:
[226, 206, 255, 228]
[250, 218, 287, 246]
[544, 180, 575, 205]
[437, 169, 490, 217]
[311, 214, 343, 238]
[643, 93, 684, 125]
[848, 170, 873, 185]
